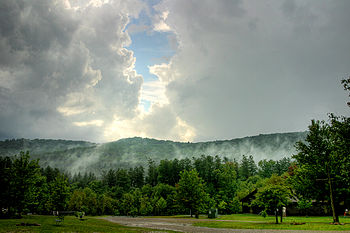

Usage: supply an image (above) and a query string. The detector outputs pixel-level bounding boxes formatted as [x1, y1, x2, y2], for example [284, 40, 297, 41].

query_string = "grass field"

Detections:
[0, 215, 167, 233]
[2, 214, 350, 232]
[193, 214, 350, 231]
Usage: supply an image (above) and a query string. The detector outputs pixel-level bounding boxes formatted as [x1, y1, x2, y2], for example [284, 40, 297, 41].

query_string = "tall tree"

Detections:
[48, 173, 70, 211]
[293, 116, 350, 223]
[214, 162, 238, 209]
[258, 159, 276, 178]
[146, 159, 158, 186]
[9, 151, 42, 215]
[239, 155, 257, 180]
[129, 166, 144, 188]
[176, 169, 209, 218]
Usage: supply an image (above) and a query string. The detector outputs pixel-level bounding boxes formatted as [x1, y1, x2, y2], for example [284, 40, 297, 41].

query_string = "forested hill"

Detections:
[0, 132, 307, 174]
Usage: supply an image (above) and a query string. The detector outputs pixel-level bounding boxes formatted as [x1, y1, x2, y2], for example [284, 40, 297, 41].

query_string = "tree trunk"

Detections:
[275, 209, 279, 224]
[195, 212, 199, 219]
[280, 207, 283, 223]
[327, 167, 339, 223]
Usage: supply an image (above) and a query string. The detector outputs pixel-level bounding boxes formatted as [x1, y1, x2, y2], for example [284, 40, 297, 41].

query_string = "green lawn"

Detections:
[193, 214, 350, 231]
[0, 215, 166, 233]
[3, 214, 350, 232]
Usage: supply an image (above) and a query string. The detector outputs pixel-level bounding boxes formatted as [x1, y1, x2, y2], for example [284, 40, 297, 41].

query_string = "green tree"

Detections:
[82, 187, 98, 215]
[214, 162, 238, 213]
[154, 197, 167, 215]
[98, 194, 116, 215]
[258, 158, 292, 178]
[239, 155, 257, 180]
[275, 158, 292, 176]
[293, 116, 350, 223]
[102, 169, 116, 188]
[258, 159, 276, 178]
[120, 189, 141, 216]
[297, 198, 313, 216]
[176, 169, 209, 218]
[253, 175, 291, 224]
[68, 190, 84, 211]
[129, 166, 144, 188]
[146, 159, 158, 186]
[157, 159, 173, 185]
[193, 155, 221, 196]
[139, 196, 153, 216]
[48, 173, 70, 211]
[68, 187, 98, 215]
[9, 152, 42, 216]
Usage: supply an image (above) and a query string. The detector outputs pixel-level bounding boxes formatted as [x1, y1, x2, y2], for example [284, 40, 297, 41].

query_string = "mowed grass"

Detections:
[0, 215, 167, 233]
[192, 214, 350, 231]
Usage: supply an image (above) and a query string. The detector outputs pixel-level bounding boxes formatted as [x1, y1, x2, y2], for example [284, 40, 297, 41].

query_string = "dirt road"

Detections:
[102, 216, 348, 233]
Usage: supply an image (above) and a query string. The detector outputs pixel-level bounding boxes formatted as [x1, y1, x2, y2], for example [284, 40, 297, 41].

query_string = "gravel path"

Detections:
[102, 216, 350, 233]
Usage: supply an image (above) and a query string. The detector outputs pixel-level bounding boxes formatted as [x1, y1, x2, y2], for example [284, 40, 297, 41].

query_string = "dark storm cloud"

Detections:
[153, 0, 350, 141]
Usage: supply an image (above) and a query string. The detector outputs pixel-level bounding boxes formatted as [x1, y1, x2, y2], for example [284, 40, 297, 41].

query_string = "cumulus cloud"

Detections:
[0, 0, 196, 142]
[151, 0, 350, 141]
[0, 0, 144, 141]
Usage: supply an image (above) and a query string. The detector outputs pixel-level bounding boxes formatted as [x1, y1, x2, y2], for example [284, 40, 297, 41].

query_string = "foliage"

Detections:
[239, 155, 257, 180]
[227, 198, 241, 214]
[297, 199, 312, 216]
[0, 151, 305, 218]
[292, 115, 350, 223]
[48, 174, 70, 211]
[176, 169, 209, 218]
[68, 188, 98, 215]
[258, 157, 292, 178]
[341, 76, 350, 107]
[253, 175, 291, 224]
[260, 209, 268, 218]
[0, 152, 43, 216]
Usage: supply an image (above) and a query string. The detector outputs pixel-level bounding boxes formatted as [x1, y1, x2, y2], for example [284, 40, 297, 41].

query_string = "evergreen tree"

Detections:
[146, 159, 158, 186]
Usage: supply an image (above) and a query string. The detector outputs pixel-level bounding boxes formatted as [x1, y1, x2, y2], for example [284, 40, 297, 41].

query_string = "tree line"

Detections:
[0, 114, 349, 222]
[0, 149, 294, 218]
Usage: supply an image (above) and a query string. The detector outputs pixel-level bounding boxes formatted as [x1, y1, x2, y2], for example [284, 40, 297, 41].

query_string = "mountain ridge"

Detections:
[0, 131, 307, 174]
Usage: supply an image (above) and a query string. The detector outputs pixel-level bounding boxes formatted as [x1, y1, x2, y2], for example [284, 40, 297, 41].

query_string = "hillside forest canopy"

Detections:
[0, 78, 349, 224]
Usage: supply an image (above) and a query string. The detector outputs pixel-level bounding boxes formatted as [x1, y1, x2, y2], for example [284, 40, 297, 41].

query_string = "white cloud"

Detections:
[74, 120, 104, 127]
[0, 0, 144, 141]
[0, 0, 196, 142]
[140, 79, 168, 106]
[153, 10, 171, 32]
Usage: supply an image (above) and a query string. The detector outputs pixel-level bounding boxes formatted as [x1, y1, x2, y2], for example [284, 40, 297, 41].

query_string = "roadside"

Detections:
[102, 216, 350, 233]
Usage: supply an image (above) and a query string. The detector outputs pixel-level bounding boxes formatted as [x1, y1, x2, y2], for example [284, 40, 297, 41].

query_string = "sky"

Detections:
[0, 0, 349, 143]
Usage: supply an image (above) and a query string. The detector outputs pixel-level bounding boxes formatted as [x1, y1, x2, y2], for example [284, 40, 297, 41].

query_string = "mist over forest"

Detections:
[0, 132, 306, 175]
